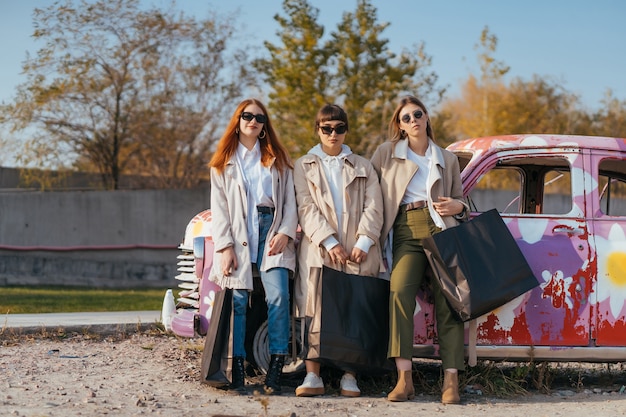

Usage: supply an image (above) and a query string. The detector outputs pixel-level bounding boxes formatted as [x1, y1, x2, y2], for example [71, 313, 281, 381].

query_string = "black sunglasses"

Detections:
[319, 124, 347, 135]
[400, 110, 424, 124]
[241, 112, 267, 124]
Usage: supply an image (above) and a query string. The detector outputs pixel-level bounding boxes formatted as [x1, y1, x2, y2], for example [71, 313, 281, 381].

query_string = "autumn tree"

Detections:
[442, 73, 584, 141]
[497, 75, 585, 135]
[0, 129, 13, 168]
[438, 26, 510, 141]
[438, 26, 587, 142]
[592, 91, 626, 138]
[0, 0, 249, 189]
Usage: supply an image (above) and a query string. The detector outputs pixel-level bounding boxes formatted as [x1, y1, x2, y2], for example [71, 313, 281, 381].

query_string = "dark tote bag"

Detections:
[200, 288, 234, 387]
[306, 266, 393, 374]
[422, 208, 539, 322]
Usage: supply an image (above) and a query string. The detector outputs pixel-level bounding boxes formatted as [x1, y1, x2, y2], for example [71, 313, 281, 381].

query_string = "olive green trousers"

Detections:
[387, 207, 465, 371]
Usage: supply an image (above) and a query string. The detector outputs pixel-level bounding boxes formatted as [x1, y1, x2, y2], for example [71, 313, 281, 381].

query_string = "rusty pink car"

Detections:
[168, 134, 626, 372]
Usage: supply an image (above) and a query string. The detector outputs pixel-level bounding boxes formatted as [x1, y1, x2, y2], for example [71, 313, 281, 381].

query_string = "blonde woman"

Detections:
[371, 96, 468, 404]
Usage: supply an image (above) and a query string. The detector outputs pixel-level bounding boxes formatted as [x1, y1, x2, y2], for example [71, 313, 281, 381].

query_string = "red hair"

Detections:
[209, 99, 293, 174]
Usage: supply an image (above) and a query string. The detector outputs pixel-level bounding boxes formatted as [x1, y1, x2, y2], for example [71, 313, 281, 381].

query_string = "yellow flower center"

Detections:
[607, 252, 626, 287]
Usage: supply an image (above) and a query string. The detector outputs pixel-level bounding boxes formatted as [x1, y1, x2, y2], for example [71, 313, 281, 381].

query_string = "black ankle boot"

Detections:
[264, 354, 285, 395]
[229, 356, 247, 394]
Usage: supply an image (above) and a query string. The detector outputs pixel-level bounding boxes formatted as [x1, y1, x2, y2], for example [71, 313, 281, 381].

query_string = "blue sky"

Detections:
[1, 0, 624, 111]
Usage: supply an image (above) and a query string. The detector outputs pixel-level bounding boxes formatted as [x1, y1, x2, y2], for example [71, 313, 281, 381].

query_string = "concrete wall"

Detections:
[0, 188, 210, 288]
[2, 186, 604, 289]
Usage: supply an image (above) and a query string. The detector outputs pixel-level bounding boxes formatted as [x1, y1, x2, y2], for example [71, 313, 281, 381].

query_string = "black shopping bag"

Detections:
[306, 266, 393, 374]
[200, 288, 233, 387]
[422, 209, 539, 322]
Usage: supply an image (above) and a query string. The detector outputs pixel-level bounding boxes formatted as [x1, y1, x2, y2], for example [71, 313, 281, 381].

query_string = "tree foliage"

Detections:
[438, 27, 588, 143]
[256, 0, 444, 159]
[3, 1, 625, 192]
[0, 0, 249, 189]
[438, 26, 511, 141]
[254, 0, 331, 156]
[475, 26, 510, 83]
[329, 0, 442, 156]
[593, 91, 626, 138]
[498, 76, 586, 135]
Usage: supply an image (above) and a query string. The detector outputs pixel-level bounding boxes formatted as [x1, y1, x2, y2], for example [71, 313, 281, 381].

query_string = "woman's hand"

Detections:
[433, 196, 464, 217]
[350, 247, 368, 264]
[220, 246, 238, 276]
[268, 233, 289, 256]
[328, 244, 349, 265]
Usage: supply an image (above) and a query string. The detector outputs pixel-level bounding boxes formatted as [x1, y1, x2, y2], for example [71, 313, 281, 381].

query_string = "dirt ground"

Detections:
[1, 328, 626, 417]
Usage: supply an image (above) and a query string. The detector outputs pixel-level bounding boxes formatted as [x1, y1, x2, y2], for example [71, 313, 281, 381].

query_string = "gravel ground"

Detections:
[1, 328, 626, 417]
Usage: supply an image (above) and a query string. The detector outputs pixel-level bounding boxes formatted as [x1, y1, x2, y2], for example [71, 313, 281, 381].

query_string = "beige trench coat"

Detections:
[208, 157, 298, 290]
[293, 153, 384, 317]
[370, 138, 468, 270]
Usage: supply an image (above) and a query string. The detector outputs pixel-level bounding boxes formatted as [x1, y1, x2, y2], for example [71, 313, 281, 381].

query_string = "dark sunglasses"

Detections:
[241, 112, 267, 124]
[400, 110, 424, 123]
[319, 124, 347, 135]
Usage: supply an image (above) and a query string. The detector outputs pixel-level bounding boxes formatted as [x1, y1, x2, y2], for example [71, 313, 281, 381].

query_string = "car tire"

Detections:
[252, 318, 306, 375]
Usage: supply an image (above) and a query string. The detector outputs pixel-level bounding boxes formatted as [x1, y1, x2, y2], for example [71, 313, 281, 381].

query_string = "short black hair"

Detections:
[315, 104, 348, 132]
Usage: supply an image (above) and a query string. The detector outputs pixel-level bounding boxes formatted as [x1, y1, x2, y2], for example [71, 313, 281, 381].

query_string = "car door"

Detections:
[462, 148, 592, 346]
[587, 150, 626, 346]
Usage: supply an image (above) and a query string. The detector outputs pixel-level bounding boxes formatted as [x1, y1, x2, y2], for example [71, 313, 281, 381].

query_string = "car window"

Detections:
[467, 157, 572, 215]
[598, 158, 626, 216]
[455, 151, 473, 172]
[542, 169, 572, 214]
[469, 167, 522, 213]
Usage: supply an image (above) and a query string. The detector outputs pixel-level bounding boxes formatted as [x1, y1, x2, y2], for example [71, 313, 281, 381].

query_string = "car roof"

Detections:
[447, 134, 626, 154]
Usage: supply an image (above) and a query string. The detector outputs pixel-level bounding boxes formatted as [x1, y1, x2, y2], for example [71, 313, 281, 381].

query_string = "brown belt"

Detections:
[399, 200, 427, 212]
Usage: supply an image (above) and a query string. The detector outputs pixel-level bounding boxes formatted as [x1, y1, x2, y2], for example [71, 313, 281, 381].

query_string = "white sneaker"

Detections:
[295, 372, 325, 397]
[340, 373, 361, 397]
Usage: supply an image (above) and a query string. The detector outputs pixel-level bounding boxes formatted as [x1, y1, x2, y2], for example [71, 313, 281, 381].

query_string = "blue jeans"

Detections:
[232, 211, 290, 357]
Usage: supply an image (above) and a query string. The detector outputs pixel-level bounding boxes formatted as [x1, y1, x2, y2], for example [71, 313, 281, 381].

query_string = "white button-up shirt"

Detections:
[236, 141, 273, 263]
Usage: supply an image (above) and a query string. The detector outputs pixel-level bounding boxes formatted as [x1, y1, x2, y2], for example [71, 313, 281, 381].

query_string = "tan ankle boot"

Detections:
[441, 370, 460, 404]
[387, 370, 415, 402]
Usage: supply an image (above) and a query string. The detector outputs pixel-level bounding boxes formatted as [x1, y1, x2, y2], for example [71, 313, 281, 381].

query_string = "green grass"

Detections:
[0, 286, 170, 314]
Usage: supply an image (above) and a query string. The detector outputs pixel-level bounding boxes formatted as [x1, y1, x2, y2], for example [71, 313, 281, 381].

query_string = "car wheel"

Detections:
[252, 318, 306, 375]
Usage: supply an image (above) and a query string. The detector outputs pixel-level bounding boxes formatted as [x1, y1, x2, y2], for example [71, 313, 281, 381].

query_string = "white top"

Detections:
[236, 140, 273, 263]
[402, 143, 431, 205]
[308, 144, 374, 253]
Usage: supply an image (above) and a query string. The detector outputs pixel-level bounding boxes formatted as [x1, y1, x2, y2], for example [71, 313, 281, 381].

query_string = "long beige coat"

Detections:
[293, 152, 384, 317]
[370, 138, 468, 267]
[209, 157, 298, 290]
